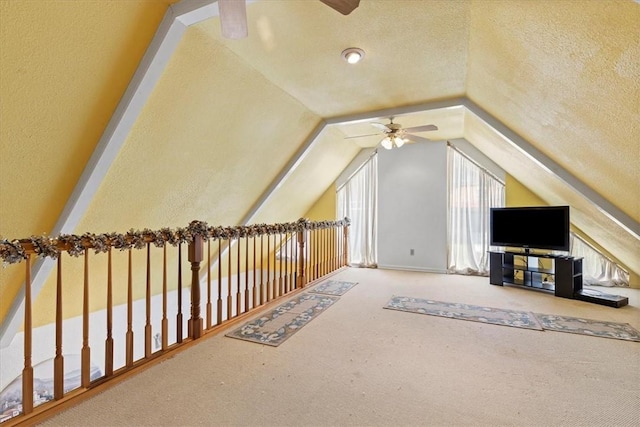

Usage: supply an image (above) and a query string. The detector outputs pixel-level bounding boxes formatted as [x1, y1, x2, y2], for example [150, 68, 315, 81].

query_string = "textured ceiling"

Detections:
[1, 0, 639, 320]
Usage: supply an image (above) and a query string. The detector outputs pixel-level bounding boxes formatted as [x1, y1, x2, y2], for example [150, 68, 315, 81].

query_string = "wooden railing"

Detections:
[0, 218, 349, 425]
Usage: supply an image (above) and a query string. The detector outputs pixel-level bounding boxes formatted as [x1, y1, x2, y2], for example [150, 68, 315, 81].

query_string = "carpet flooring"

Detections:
[38, 269, 640, 427]
[384, 295, 640, 342]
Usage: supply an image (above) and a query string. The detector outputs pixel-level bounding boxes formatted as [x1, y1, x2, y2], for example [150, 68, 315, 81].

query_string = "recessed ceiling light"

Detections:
[341, 47, 365, 64]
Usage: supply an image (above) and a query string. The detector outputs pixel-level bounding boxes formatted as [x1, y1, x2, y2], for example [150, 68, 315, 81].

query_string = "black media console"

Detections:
[489, 251, 628, 308]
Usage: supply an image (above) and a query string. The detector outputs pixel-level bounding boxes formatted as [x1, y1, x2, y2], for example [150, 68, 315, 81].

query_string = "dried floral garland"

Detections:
[0, 218, 349, 265]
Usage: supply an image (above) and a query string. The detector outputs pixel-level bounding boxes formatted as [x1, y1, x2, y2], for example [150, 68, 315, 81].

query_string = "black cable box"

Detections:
[575, 290, 629, 308]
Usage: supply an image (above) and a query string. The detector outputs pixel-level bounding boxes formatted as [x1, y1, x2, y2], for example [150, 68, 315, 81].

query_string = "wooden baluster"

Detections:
[206, 240, 212, 329]
[297, 229, 306, 288]
[330, 227, 335, 272]
[266, 234, 271, 302]
[126, 249, 134, 366]
[328, 227, 333, 272]
[284, 233, 289, 293]
[105, 247, 114, 376]
[252, 236, 257, 308]
[343, 223, 349, 267]
[162, 245, 168, 349]
[336, 225, 341, 268]
[309, 229, 314, 281]
[278, 233, 284, 297]
[338, 226, 342, 268]
[327, 228, 331, 273]
[272, 234, 277, 299]
[189, 235, 204, 339]
[22, 254, 34, 414]
[325, 228, 329, 275]
[54, 255, 64, 400]
[217, 239, 223, 325]
[81, 250, 91, 388]
[332, 227, 336, 270]
[298, 230, 312, 286]
[227, 238, 232, 319]
[177, 244, 183, 343]
[338, 225, 343, 267]
[145, 243, 152, 357]
[330, 228, 334, 272]
[321, 228, 324, 276]
[313, 229, 318, 279]
[310, 230, 314, 280]
[260, 235, 265, 305]
[236, 238, 241, 315]
[244, 236, 250, 311]
[321, 228, 325, 276]
[318, 228, 327, 277]
[293, 232, 296, 289]
[290, 232, 296, 290]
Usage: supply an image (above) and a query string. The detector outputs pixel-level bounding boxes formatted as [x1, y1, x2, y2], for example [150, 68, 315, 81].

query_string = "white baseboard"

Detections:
[377, 264, 448, 274]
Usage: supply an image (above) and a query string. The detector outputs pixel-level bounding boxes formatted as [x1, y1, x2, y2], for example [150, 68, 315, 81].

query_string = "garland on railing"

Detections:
[0, 218, 350, 266]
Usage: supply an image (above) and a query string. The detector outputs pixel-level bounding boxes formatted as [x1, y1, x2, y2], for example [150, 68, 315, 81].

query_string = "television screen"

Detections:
[490, 206, 570, 251]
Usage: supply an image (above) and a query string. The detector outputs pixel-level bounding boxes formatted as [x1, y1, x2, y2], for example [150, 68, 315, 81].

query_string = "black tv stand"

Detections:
[489, 251, 628, 308]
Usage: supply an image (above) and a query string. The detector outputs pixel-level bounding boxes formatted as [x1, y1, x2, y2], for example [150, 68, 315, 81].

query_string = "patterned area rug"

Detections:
[534, 313, 640, 342]
[225, 293, 339, 346]
[384, 296, 640, 342]
[384, 296, 543, 330]
[308, 280, 358, 296]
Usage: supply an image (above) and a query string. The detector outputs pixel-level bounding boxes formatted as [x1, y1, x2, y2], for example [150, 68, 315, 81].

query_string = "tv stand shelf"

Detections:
[490, 251, 582, 298]
[489, 251, 628, 307]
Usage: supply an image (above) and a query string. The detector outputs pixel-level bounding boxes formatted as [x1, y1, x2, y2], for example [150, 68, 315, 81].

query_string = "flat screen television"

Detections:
[490, 206, 570, 252]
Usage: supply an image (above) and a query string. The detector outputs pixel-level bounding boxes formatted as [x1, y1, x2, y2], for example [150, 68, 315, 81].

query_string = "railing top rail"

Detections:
[1, 218, 350, 265]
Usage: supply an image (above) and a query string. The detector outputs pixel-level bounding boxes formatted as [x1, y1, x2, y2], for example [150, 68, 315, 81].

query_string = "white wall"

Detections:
[377, 141, 449, 272]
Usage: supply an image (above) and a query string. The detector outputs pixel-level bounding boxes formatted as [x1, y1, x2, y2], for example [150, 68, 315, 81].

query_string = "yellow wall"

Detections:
[0, 0, 176, 324]
[304, 184, 337, 221]
[505, 175, 547, 207]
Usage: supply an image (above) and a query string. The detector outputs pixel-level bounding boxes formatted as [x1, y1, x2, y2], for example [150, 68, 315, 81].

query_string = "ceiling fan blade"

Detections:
[320, 0, 360, 15]
[219, 0, 248, 39]
[402, 124, 438, 133]
[344, 133, 383, 140]
[404, 134, 432, 144]
[371, 123, 390, 131]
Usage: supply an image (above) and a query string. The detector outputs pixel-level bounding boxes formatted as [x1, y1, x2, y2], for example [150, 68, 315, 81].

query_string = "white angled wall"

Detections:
[377, 141, 449, 272]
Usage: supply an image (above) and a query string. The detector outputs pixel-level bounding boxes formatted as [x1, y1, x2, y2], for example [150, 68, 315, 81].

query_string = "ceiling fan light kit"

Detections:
[381, 135, 406, 150]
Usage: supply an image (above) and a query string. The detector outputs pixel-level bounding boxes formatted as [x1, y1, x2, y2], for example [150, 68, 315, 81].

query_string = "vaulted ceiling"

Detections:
[1, 0, 639, 296]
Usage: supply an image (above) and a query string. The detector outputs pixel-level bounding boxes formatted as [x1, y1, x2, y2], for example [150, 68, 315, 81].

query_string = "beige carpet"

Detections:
[40, 268, 640, 426]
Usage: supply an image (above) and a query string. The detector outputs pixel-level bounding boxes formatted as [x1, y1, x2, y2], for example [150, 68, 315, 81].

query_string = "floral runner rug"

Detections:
[384, 296, 544, 330]
[533, 313, 640, 342]
[308, 280, 358, 296]
[384, 296, 640, 342]
[225, 293, 339, 346]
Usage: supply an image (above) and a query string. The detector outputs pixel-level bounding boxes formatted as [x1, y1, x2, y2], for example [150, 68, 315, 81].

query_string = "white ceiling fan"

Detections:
[218, 0, 360, 39]
[345, 118, 439, 150]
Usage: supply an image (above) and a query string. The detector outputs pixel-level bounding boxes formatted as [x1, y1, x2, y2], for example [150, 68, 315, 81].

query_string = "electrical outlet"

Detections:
[410, 249, 415, 256]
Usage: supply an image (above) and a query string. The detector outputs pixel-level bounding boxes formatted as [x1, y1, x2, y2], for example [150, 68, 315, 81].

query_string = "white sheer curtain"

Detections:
[448, 146, 504, 275]
[337, 153, 377, 268]
[570, 233, 629, 287]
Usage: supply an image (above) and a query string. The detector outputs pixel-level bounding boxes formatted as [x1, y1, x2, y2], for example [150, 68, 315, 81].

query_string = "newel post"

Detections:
[297, 229, 306, 288]
[189, 234, 204, 339]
